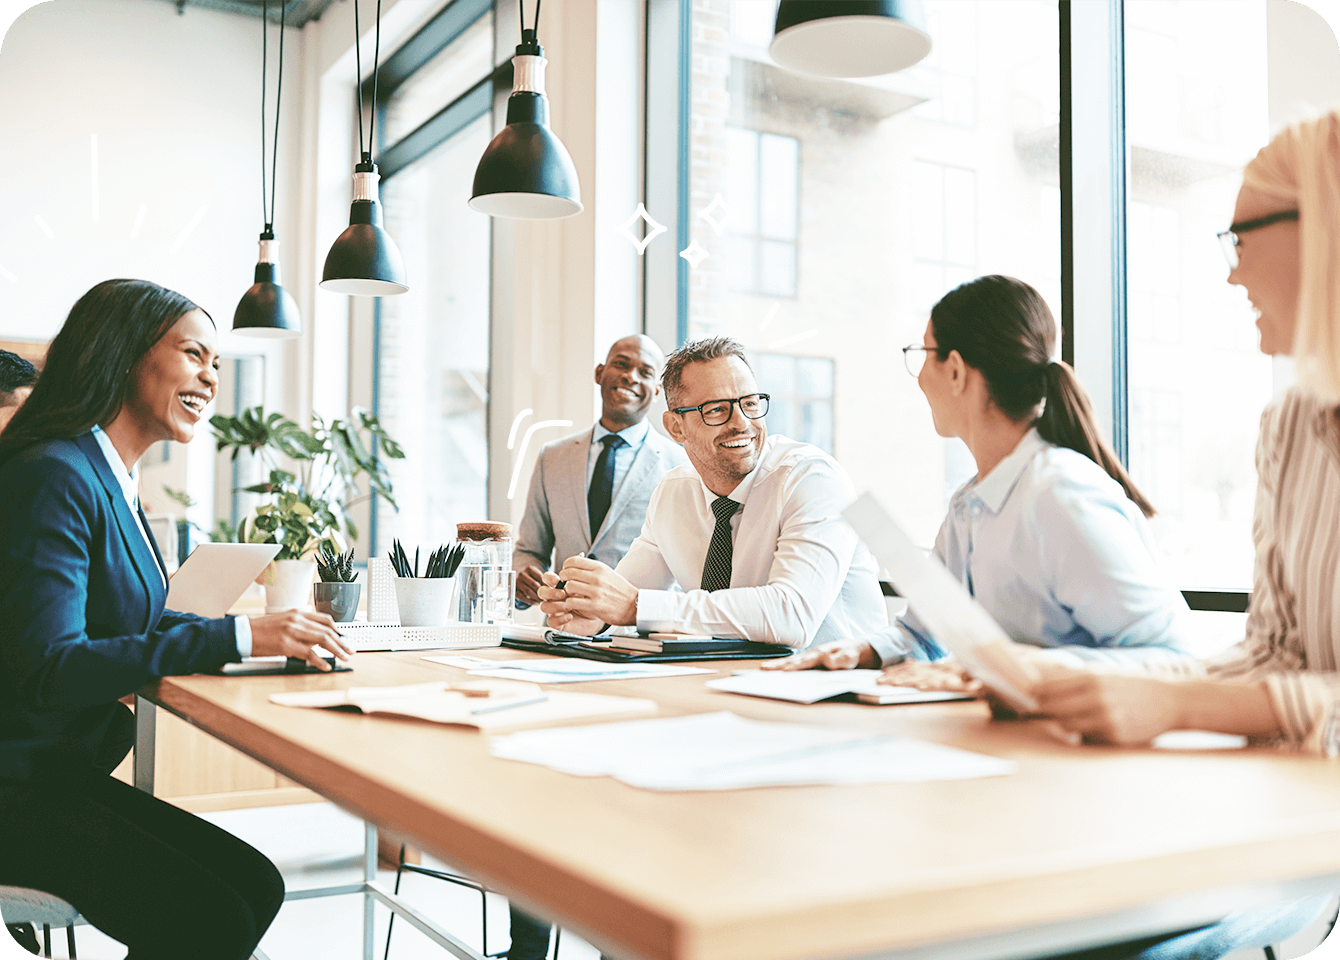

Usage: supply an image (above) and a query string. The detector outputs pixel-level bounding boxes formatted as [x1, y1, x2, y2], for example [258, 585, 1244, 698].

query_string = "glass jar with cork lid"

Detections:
[455, 522, 515, 623]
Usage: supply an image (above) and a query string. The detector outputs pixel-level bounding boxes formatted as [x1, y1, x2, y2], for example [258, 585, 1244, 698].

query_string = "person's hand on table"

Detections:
[877, 657, 981, 693]
[248, 611, 352, 671]
[515, 563, 546, 606]
[760, 638, 878, 671]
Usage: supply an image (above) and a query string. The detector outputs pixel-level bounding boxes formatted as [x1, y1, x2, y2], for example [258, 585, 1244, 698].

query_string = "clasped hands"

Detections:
[537, 556, 638, 635]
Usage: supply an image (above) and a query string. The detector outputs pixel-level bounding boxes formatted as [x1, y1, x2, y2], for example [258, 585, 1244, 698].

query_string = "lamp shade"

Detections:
[234, 238, 301, 338]
[770, 0, 931, 79]
[469, 51, 582, 220]
[320, 163, 409, 296]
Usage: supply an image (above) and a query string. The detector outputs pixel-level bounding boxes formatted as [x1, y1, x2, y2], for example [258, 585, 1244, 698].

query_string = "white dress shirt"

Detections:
[586, 419, 650, 494]
[90, 427, 251, 657]
[867, 428, 1189, 665]
[617, 434, 887, 648]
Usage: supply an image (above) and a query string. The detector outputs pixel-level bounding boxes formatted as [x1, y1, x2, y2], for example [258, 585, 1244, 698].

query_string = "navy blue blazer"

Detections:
[0, 433, 239, 783]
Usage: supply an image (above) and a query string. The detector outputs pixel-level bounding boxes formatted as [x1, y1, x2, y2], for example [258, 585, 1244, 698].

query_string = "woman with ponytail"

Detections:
[769, 274, 1189, 674]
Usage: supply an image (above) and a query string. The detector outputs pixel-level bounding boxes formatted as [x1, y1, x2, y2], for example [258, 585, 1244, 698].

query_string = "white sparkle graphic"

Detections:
[507, 409, 533, 449]
[679, 240, 709, 270]
[697, 193, 729, 235]
[621, 203, 666, 255]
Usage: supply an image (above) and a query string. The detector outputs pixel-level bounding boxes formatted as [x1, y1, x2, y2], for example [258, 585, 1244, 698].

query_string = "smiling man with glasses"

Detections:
[537, 336, 886, 648]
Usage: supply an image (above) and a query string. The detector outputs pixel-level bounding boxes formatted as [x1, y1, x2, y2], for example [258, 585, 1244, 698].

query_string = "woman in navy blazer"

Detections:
[0, 279, 350, 960]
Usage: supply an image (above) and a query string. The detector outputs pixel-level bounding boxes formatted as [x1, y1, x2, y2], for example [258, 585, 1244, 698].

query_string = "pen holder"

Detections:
[392, 577, 456, 627]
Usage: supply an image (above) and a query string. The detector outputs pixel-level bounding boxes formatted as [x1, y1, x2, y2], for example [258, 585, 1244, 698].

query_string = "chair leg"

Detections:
[1264, 947, 1277, 960]
[66, 925, 75, 959]
[40, 924, 50, 959]
[382, 843, 408, 960]
[552, 927, 561, 960]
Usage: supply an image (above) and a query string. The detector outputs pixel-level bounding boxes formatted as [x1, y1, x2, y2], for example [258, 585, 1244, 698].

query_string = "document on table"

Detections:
[426, 654, 714, 684]
[489, 711, 1015, 790]
[706, 669, 971, 705]
[270, 681, 657, 733]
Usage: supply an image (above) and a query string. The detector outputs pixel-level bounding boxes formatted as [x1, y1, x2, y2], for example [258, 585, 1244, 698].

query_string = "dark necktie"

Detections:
[588, 434, 626, 538]
[700, 496, 740, 592]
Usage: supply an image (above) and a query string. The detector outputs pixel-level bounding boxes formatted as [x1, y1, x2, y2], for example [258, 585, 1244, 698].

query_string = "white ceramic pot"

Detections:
[258, 559, 317, 613]
[392, 577, 456, 627]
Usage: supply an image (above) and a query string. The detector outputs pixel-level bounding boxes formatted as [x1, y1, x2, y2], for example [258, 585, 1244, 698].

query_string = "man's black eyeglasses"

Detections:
[672, 393, 770, 426]
[1217, 209, 1298, 270]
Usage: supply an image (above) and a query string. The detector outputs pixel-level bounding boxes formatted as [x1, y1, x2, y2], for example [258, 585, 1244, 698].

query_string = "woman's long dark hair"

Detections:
[0, 279, 203, 466]
[930, 275, 1155, 518]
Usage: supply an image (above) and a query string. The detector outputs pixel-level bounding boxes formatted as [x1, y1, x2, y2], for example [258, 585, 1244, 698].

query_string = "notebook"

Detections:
[841, 492, 1040, 713]
[166, 542, 281, 617]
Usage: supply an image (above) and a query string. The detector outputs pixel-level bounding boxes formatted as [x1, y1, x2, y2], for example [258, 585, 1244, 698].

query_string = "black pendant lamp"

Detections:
[234, 0, 301, 339]
[770, 1, 932, 79]
[469, 0, 582, 219]
[320, 0, 408, 296]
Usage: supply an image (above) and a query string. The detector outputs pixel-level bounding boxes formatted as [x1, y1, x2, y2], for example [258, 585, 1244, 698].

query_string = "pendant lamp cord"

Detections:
[518, 0, 542, 39]
[259, 0, 287, 234]
[352, 0, 384, 164]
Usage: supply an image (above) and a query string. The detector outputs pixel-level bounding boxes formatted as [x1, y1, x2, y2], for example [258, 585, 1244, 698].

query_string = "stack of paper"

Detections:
[489, 711, 1015, 790]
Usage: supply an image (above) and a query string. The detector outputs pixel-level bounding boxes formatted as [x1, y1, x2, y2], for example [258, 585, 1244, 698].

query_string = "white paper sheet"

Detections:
[705, 669, 971, 704]
[424, 655, 714, 683]
[489, 711, 1015, 790]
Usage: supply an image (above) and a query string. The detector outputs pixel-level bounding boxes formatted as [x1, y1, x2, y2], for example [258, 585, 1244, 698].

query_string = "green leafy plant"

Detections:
[316, 546, 357, 583]
[211, 405, 404, 561]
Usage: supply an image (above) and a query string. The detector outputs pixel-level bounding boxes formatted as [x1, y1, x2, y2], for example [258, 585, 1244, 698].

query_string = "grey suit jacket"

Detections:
[514, 425, 687, 574]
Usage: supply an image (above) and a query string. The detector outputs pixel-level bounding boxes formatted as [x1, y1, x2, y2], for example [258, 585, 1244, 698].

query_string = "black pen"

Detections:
[555, 552, 586, 591]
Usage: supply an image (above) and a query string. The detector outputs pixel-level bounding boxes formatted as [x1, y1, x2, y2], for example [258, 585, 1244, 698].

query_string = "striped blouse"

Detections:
[1166, 389, 1340, 754]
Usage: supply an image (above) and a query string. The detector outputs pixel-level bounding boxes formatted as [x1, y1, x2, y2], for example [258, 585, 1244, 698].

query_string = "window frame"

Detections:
[361, 0, 504, 553]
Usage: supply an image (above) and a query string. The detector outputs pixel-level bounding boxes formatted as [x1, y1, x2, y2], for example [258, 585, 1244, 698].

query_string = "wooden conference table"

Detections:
[134, 650, 1340, 960]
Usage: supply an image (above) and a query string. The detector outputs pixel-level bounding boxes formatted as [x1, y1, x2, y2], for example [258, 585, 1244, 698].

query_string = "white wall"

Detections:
[0, 0, 311, 530]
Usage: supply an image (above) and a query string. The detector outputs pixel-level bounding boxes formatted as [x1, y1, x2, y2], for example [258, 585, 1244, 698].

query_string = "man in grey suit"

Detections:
[508, 335, 685, 959]
[513, 334, 687, 608]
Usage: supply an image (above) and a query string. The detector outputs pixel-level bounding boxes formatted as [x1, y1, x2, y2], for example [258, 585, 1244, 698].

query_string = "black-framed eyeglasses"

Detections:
[672, 393, 770, 426]
[1217, 209, 1299, 270]
[902, 344, 945, 377]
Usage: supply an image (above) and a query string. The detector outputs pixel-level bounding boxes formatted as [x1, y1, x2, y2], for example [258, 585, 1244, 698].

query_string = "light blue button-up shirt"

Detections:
[868, 429, 1189, 665]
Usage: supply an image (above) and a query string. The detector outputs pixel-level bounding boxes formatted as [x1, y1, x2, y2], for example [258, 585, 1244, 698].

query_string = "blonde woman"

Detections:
[1037, 111, 1340, 754]
[1015, 109, 1340, 960]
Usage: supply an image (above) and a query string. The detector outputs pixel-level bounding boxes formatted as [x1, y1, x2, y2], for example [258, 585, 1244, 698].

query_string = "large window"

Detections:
[682, 0, 1060, 548]
[368, 0, 497, 557]
[1123, 0, 1278, 592]
[665, 0, 1340, 611]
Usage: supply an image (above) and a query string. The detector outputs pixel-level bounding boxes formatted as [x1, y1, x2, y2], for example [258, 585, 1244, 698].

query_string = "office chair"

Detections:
[382, 844, 561, 960]
[0, 886, 79, 958]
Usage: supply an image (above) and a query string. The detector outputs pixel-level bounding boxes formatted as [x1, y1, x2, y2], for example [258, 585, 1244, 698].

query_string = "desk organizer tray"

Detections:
[337, 622, 502, 652]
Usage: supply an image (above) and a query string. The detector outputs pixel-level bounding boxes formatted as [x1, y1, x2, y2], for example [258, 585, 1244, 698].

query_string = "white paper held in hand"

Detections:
[841, 492, 1041, 713]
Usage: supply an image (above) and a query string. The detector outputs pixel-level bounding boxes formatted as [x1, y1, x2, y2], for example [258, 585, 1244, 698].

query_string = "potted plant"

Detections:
[389, 539, 464, 627]
[212, 405, 404, 612]
[314, 547, 361, 622]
